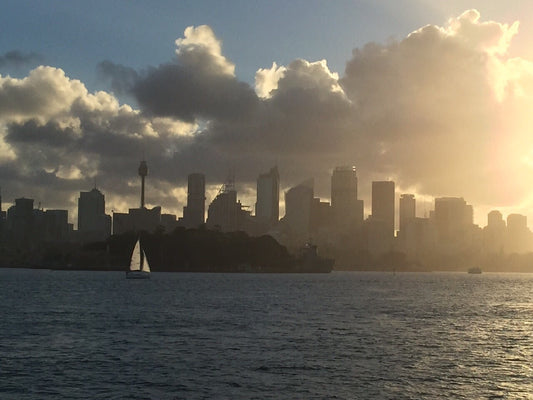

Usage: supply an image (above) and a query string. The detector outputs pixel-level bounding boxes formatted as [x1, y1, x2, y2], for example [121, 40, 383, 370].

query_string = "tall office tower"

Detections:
[433, 197, 473, 239]
[331, 166, 362, 227]
[7, 198, 35, 244]
[183, 173, 206, 228]
[399, 194, 416, 233]
[0, 187, 3, 235]
[284, 179, 314, 237]
[487, 210, 505, 230]
[138, 160, 148, 208]
[484, 210, 506, 254]
[78, 187, 111, 241]
[507, 213, 527, 232]
[207, 178, 246, 232]
[506, 213, 530, 253]
[0, 187, 4, 225]
[255, 166, 280, 226]
[371, 181, 395, 237]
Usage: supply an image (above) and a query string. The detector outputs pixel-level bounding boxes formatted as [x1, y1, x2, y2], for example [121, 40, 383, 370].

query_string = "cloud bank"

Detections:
[2, 11, 533, 225]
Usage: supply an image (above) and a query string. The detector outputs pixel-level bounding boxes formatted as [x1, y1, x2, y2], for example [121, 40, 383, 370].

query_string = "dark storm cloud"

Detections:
[0, 50, 44, 69]
[6, 120, 77, 147]
[97, 25, 259, 122]
[133, 62, 259, 122]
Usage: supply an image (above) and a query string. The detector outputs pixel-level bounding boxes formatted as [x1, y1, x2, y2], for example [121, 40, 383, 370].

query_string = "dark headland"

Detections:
[0, 228, 333, 273]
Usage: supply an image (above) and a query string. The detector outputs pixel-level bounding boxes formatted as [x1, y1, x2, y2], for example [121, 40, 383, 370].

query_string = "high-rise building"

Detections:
[483, 210, 506, 254]
[0, 187, 4, 234]
[399, 194, 416, 233]
[505, 213, 531, 253]
[255, 166, 279, 226]
[113, 207, 162, 235]
[433, 197, 473, 240]
[284, 179, 314, 238]
[78, 188, 111, 242]
[43, 209, 69, 242]
[6, 198, 35, 244]
[487, 210, 505, 230]
[206, 178, 248, 232]
[371, 181, 395, 237]
[183, 173, 206, 228]
[331, 166, 362, 227]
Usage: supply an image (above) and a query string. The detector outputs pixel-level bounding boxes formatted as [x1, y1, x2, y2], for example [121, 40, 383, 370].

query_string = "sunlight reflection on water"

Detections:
[1, 270, 532, 399]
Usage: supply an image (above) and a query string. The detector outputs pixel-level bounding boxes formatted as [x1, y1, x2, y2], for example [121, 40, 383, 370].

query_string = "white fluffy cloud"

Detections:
[176, 25, 236, 76]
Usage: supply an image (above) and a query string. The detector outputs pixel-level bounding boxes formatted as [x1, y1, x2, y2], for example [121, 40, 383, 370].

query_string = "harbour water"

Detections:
[1, 269, 532, 399]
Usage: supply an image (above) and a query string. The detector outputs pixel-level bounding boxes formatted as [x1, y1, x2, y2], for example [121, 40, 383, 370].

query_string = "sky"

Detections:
[2, 0, 533, 228]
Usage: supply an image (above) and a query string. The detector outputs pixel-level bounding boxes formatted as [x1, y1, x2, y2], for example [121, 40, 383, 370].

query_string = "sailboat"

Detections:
[126, 238, 151, 279]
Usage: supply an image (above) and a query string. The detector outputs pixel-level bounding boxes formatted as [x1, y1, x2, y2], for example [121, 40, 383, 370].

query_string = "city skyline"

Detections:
[1, 162, 531, 235]
[2, 4, 533, 227]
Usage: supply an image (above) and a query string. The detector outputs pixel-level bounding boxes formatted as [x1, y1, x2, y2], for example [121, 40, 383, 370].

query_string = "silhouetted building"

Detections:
[283, 179, 314, 242]
[256, 166, 280, 226]
[310, 198, 333, 234]
[78, 188, 111, 242]
[206, 179, 248, 232]
[483, 210, 505, 254]
[331, 166, 363, 228]
[399, 194, 416, 234]
[364, 217, 393, 256]
[371, 181, 395, 238]
[432, 197, 477, 254]
[161, 213, 178, 232]
[182, 173, 206, 228]
[402, 217, 437, 262]
[43, 209, 69, 242]
[6, 198, 35, 245]
[506, 213, 531, 253]
[113, 206, 162, 235]
[488, 210, 505, 229]
[0, 188, 4, 238]
[433, 197, 473, 239]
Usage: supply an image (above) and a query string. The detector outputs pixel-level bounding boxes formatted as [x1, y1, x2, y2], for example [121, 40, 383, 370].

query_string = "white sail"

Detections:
[130, 239, 142, 271]
[142, 248, 151, 272]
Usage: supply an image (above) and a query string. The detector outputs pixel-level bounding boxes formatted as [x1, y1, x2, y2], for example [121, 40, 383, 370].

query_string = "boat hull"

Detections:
[126, 270, 151, 279]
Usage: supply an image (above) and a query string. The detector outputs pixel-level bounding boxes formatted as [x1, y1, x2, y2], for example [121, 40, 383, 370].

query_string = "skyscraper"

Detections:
[78, 188, 111, 241]
[255, 166, 279, 226]
[0, 187, 4, 224]
[284, 179, 314, 238]
[399, 194, 416, 233]
[371, 181, 395, 237]
[506, 213, 531, 253]
[207, 178, 247, 232]
[0, 187, 4, 236]
[183, 173, 206, 228]
[433, 197, 473, 240]
[331, 166, 363, 227]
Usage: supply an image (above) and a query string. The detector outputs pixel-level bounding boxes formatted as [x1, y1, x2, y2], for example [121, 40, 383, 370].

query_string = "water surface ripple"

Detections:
[1, 270, 532, 399]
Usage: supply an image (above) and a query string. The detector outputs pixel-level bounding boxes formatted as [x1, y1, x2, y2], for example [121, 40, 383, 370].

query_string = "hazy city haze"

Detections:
[1, 3, 533, 226]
